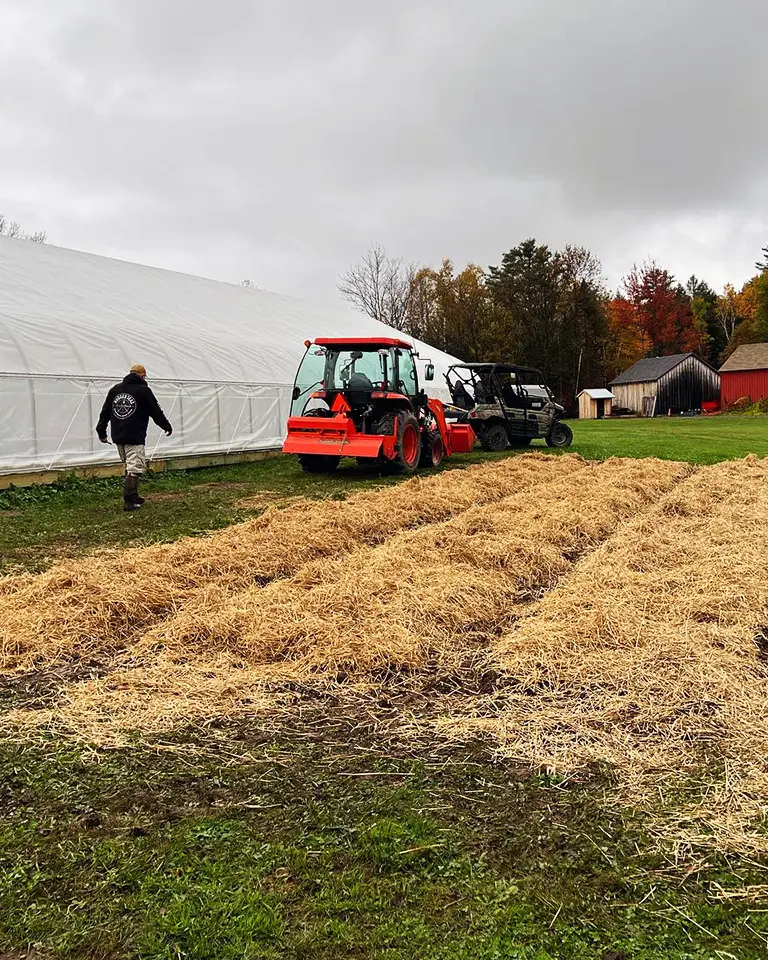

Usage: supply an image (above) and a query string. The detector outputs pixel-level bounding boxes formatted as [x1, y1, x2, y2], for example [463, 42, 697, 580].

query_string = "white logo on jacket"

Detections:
[112, 393, 137, 420]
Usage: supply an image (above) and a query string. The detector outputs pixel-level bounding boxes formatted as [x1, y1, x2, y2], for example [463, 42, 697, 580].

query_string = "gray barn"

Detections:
[609, 354, 720, 417]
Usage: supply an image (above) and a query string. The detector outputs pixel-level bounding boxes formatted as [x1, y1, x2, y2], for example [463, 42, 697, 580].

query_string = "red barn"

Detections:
[719, 344, 768, 408]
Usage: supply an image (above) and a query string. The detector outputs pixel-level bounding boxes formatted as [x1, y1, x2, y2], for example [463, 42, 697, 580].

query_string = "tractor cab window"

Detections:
[330, 349, 389, 392]
[291, 345, 328, 416]
[396, 349, 418, 398]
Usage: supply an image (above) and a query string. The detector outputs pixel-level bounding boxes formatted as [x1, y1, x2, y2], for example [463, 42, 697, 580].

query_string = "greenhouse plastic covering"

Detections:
[0, 237, 459, 476]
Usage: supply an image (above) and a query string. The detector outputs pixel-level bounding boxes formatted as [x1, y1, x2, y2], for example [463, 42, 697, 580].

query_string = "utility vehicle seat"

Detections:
[451, 381, 475, 410]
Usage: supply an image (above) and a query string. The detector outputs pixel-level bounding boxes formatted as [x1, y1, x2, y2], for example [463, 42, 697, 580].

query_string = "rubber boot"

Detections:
[133, 476, 145, 506]
[123, 475, 141, 512]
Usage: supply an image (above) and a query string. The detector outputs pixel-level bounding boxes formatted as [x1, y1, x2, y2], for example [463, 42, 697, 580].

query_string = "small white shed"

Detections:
[577, 388, 616, 420]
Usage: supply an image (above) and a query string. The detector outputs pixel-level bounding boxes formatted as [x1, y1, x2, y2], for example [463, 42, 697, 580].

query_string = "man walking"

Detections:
[96, 364, 173, 511]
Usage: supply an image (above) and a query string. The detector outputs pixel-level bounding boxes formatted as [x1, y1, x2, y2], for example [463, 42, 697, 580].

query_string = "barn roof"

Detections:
[578, 388, 615, 399]
[719, 343, 768, 373]
[610, 353, 698, 385]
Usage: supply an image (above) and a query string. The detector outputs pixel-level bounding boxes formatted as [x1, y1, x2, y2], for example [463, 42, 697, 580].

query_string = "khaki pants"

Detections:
[117, 443, 147, 476]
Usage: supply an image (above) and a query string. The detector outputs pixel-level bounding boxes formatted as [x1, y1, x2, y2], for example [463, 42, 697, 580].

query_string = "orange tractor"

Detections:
[283, 337, 475, 474]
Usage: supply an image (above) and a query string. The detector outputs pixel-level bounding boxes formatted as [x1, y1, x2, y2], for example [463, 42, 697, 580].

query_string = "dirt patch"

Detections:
[193, 482, 254, 492]
[1, 658, 113, 710]
[142, 483, 255, 502]
[233, 493, 302, 511]
[0, 510, 23, 518]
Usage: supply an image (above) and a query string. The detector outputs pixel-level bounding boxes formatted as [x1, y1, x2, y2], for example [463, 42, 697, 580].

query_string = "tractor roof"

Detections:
[314, 336, 413, 350]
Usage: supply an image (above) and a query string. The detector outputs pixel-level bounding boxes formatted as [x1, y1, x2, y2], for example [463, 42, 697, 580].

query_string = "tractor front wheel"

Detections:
[376, 411, 421, 475]
[298, 454, 340, 473]
[479, 422, 508, 452]
[419, 431, 445, 468]
[546, 422, 573, 448]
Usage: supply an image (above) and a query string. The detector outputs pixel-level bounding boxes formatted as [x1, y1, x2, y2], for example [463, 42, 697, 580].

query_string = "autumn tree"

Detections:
[338, 244, 415, 331]
[715, 284, 742, 350]
[724, 272, 768, 356]
[406, 261, 505, 361]
[606, 295, 650, 378]
[621, 262, 702, 356]
[685, 276, 718, 363]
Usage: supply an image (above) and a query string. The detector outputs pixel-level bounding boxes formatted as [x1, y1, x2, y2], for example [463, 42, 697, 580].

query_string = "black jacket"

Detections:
[96, 373, 173, 445]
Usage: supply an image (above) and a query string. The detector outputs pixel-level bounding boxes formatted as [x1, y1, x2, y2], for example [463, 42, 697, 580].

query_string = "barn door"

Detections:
[642, 396, 657, 418]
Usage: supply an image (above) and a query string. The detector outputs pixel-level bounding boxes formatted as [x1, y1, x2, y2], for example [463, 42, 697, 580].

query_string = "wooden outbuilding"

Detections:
[719, 343, 768, 408]
[577, 388, 616, 419]
[609, 353, 720, 417]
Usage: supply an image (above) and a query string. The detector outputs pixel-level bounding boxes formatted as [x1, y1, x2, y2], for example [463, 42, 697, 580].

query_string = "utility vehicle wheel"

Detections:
[376, 411, 421, 475]
[419, 432, 445, 468]
[479, 422, 508, 452]
[546, 422, 573, 448]
[298, 454, 340, 473]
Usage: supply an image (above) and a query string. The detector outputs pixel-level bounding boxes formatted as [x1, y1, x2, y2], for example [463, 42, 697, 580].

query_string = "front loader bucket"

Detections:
[446, 423, 475, 454]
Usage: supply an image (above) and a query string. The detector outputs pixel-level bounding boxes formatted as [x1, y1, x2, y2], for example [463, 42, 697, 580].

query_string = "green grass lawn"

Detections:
[572, 414, 768, 464]
[1, 722, 766, 960]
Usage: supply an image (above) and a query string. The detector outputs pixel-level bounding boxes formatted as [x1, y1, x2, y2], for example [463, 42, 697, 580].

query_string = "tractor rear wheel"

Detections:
[546, 422, 573, 448]
[298, 454, 340, 473]
[376, 411, 421, 475]
[479, 422, 508, 452]
[419, 431, 445, 468]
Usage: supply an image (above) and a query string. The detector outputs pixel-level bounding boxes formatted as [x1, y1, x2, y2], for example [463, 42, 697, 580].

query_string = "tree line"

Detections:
[0, 213, 46, 244]
[339, 241, 768, 408]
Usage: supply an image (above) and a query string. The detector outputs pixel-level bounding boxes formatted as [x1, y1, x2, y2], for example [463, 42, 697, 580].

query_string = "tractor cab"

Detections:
[445, 363, 573, 450]
[290, 338, 427, 425]
[284, 337, 474, 474]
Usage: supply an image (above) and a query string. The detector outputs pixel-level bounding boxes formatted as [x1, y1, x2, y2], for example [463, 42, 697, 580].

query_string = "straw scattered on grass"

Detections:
[7, 452, 768, 859]
[8, 457, 689, 741]
[426, 456, 768, 855]
[0, 453, 580, 670]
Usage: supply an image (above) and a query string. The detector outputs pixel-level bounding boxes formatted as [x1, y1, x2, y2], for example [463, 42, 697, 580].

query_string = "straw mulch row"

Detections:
[427, 455, 768, 856]
[4, 457, 690, 742]
[0, 453, 581, 670]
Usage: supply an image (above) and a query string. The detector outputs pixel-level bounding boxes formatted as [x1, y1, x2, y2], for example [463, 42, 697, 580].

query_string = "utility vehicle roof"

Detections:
[447, 362, 547, 380]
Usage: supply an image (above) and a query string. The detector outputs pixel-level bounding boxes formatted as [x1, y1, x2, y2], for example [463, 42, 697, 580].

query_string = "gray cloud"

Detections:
[1, 0, 766, 302]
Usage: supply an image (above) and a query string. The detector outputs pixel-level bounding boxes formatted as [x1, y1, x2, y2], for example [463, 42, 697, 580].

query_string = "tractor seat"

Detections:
[346, 372, 375, 404]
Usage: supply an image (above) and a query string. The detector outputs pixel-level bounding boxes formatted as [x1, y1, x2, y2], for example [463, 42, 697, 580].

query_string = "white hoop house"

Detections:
[0, 237, 458, 476]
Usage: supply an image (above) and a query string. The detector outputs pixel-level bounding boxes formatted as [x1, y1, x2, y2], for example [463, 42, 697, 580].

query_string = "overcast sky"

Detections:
[1, 0, 766, 303]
